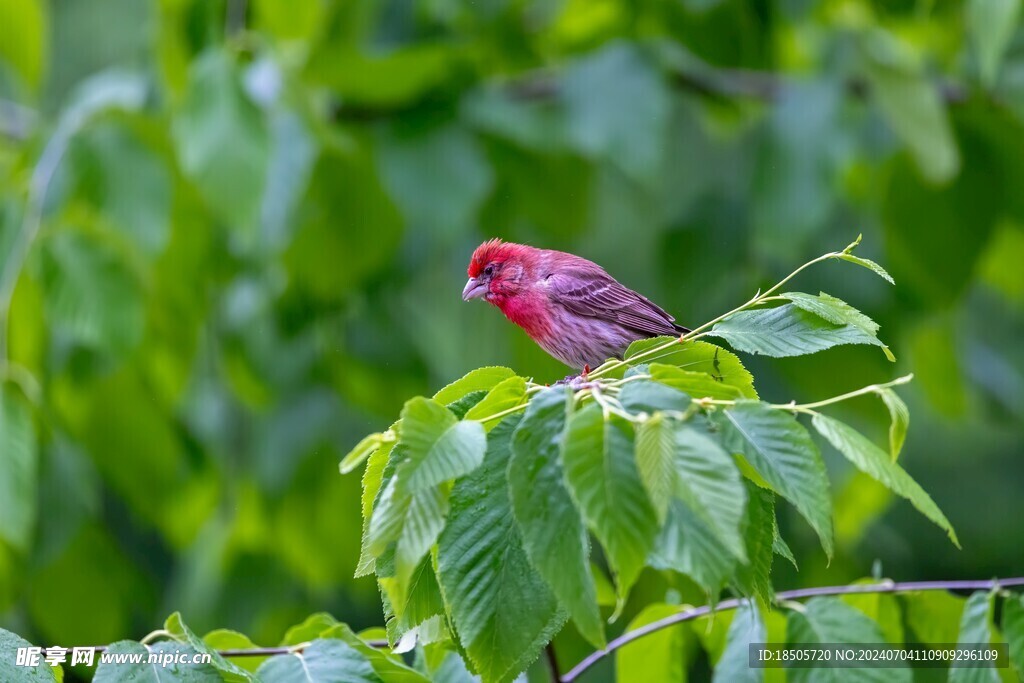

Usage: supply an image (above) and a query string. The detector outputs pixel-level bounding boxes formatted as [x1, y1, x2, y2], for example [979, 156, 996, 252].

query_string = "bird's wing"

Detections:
[545, 267, 686, 336]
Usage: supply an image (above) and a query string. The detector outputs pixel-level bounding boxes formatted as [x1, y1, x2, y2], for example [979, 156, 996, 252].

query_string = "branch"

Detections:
[57, 577, 1024, 672]
[561, 577, 1024, 682]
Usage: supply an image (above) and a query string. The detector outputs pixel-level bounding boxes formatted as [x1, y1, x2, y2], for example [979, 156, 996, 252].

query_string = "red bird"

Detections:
[462, 239, 688, 370]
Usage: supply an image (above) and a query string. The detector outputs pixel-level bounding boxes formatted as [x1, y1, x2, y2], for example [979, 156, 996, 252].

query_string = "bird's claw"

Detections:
[554, 365, 595, 390]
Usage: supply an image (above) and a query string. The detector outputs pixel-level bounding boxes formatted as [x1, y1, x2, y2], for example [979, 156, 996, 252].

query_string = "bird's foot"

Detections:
[553, 365, 594, 390]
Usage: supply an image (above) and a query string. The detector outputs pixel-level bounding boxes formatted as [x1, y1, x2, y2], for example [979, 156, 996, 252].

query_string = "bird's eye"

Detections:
[483, 264, 495, 277]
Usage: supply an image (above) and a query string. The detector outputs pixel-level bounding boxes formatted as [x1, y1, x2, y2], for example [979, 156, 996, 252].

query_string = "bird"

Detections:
[462, 239, 689, 371]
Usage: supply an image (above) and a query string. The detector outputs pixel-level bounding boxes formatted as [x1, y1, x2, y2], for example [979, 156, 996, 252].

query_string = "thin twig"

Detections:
[561, 577, 1024, 682]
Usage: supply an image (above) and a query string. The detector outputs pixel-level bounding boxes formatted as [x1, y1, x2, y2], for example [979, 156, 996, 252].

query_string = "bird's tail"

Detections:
[673, 323, 691, 335]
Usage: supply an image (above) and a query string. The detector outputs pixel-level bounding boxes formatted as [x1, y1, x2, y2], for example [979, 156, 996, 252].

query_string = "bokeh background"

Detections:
[1, 0, 1022, 677]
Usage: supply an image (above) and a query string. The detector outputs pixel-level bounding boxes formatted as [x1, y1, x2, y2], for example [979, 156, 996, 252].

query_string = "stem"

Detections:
[779, 374, 913, 412]
[561, 577, 1024, 682]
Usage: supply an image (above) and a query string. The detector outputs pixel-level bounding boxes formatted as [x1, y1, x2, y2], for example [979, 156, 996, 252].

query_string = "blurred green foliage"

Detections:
[1, 0, 1023, 678]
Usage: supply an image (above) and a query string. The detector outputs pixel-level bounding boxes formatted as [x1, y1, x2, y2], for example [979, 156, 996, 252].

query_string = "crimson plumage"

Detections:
[462, 240, 688, 369]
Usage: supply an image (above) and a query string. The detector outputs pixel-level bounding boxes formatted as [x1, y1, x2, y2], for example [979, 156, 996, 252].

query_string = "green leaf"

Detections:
[72, 122, 171, 256]
[254, 639, 383, 683]
[165, 612, 254, 682]
[779, 292, 880, 335]
[811, 413, 959, 547]
[0, 0, 46, 88]
[563, 405, 659, 599]
[40, 231, 144, 356]
[651, 363, 746, 400]
[713, 604, 765, 683]
[649, 498, 735, 593]
[395, 397, 486, 493]
[842, 581, 904, 645]
[0, 388, 36, 552]
[173, 49, 268, 228]
[433, 367, 518, 405]
[635, 413, 677, 523]
[902, 590, 965, 645]
[321, 623, 431, 683]
[876, 388, 909, 461]
[786, 597, 910, 683]
[0, 628, 59, 682]
[463, 376, 528, 424]
[508, 388, 605, 648]
[734, 484, 775, 608]
[720, 403, 834, 559]
[623, 339, 758, 398]
[202, 630, 266, 674]
[950, 591, 999, 683]
[438, 415, 566, 683]
[837, 253, 895, 285]
[340, 433, 386, 475]
[773, 523, 798, 571]
[675, 424, 748, 563]
[862, 30, 959, 183]
[617, 603, 690, 683]
[968, 0, 1021, 87]
[355, 441, 394, 577]
[618, 379, 693, 413]
[94, 640, 221, 682]
[708, 304, 887, 358]
[281, 613, 339, 646]
[1003, 594, 1024, 679]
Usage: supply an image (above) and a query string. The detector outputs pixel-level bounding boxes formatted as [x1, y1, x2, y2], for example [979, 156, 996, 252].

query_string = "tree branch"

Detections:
[561, 577, 1024, 682]
[59, 577, 1024, 674]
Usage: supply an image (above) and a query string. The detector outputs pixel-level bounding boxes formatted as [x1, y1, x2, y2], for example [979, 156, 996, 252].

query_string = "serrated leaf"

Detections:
[0, 628, 59, 682]
[635, 414, 677, 523]
[617, 603, 690, 683]
[433, 367, 517, 404]
[650, 363, 746, 400]
[508, 388, 605, 648]
[708, 304, 887, 358]
[712, 603, 765, 683]
[340, 433, 386, 474]
[837, 253, 895, 284]
[780, 292, 880, 335]
[563, 405, 659, 599]
[675, 424, 748, 563]
[649, 498, 736, 593]
[165, 612, 254, 682]
[254, 639, 383, 683]
[395, 397, 486, 493]
[950, 591, 999, 683]
[355, 441, 394, 577]
[734, 484, 774, 608]
[772, 520, 798, 570]
[811, 413, 958, 547]
[720, 403, 834, 559]
[876, 388, 909, 461]
[438, 415, 566, 683]
[463, 376, 527, 424]
[1003, 593, 1024, 679]
[623, 339, 758, 398]
[0, 388, 37, 552]
[94, 641, 221, 682]
[786, 597, 910, 683]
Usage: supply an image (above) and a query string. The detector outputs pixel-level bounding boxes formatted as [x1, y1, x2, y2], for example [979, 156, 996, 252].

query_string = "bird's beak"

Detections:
[462, 277, 487, 301]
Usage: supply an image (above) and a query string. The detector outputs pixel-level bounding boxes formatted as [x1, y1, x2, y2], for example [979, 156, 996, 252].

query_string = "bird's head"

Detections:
[462, 239, 533, 303]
